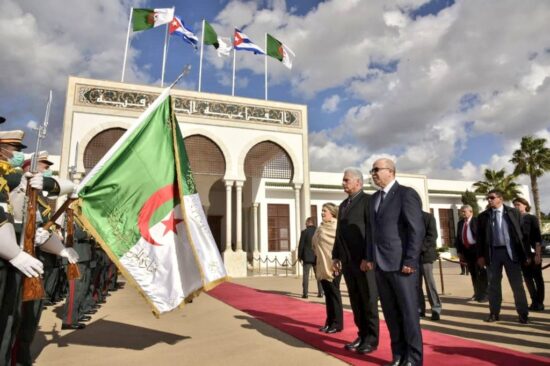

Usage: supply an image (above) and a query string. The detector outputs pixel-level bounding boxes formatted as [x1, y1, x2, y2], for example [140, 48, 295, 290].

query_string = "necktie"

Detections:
[462, 220, 470, 248]
[376, 191, 385, 212]
[342, 197, 352, 213]
[492, 210, 502, 246]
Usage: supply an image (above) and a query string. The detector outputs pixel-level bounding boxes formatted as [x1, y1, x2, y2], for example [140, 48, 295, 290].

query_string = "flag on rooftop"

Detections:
[203, 20, 232, 57]
[75, 88, 227, 315]
[169, 16, 199, 49]
[132, 8, 175, 32]
[266, 34, 295, 69]
[233, 28, 265, 55]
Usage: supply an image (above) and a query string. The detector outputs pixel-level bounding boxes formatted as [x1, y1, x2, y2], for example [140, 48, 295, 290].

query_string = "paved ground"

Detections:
[33, 260, 550, 365]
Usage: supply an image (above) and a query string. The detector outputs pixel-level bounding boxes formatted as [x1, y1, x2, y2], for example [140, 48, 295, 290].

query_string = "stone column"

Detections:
[293, 184, 302, 274]
[252, 202, 259, 255]
[224, 180, 233, 253]
[235, 180, 244, 252]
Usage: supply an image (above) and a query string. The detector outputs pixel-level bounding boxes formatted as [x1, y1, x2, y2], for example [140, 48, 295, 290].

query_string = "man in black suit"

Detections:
[298, 217, 323, 298]
[332, 168, 379, 355]
[477, 189, 529, 323]
[364, 158, 425, 366]
[418, 211, 442, 321]
[455, 205, 488, 302]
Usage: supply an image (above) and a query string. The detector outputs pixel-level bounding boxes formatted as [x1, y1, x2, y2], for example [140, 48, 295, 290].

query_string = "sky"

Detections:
[1, 0, 550, 212]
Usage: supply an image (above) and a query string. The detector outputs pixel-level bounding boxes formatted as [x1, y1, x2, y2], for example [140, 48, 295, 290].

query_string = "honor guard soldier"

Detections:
[0, 129, 44, 366]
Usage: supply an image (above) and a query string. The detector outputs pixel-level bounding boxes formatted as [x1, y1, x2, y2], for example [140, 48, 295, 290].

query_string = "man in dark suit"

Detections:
[332, 168, 379, 355]
[418, 211, 441, 321]
[455, 205, 488, 302]
[477, 189, 529, 324]
[298, 217, 323, 299]
[364, 158, 425, 366]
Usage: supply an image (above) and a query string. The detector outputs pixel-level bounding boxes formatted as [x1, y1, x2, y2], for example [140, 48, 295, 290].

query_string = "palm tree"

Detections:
[473, 168, 522, 202]
[510, 136, 550, 221]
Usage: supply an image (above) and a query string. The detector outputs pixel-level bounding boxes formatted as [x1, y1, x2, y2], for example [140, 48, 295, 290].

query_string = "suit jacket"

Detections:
[367, 182, 425, 271]
[454, 217, 478, 255]
[298, 225, 317, 264]
[520, 213, 542, 252]
[476, 205, 528, 264]
[420, 211, 438, 264]
[332, 191, 370, 274]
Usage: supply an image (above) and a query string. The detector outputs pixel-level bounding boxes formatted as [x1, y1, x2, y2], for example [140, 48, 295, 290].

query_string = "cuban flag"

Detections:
[169, 16, 199, 49]
[233, 28, 265, 55]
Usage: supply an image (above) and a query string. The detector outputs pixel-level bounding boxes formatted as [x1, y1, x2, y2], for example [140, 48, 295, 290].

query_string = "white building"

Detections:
[58, 77, 530, 276]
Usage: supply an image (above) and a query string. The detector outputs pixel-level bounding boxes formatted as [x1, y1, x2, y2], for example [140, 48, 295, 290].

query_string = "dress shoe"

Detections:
[317, 294, 324, 298]
[61, 323, 86, 330]
[301, 294, 308, 299]
[79, 315, 92, 322]
[344, 337, 363, 350]
[431, 312, 440, 321]
[319, 325, 330, 332]
[325, 326, 342, 334]
[530, 303, 545, 312]
[419, 312, 425, 318]
[84, 309, 98, 315]
[356, 343, 377, 354]
[518, 315, 529, 324]
[401, 362, 414, 366]
[484, 314, 499, 322]
[476, 296, 489, 303]
[383, 357, 402, 366]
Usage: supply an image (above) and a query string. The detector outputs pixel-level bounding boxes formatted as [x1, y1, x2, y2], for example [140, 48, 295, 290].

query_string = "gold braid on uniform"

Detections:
[0, 162, 15, 216]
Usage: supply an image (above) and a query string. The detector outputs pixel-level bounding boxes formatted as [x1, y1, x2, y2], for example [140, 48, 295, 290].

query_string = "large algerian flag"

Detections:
[132, 8, 175, 32]
[266, 34, 295, 69]
[75, 88, 227, 315]
[203, 20, 232, 57]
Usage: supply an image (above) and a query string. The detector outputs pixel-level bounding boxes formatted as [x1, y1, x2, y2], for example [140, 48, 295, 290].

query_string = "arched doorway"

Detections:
[183, 134, 226, 252]
[244, 141, 294, 253]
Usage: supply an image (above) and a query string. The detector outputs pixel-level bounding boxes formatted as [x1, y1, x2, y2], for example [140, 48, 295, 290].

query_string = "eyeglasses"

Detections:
[486, 196, 498, 200]
[370, 167, 391, 174]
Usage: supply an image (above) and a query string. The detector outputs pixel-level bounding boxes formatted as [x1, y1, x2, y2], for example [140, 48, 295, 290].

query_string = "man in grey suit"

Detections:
[363, 158, 425, 366]
[332, 168, 379, 355]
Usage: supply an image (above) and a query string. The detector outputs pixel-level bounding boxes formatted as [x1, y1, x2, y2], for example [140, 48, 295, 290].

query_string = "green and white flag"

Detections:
[132, 8, 175, 32]
[266, 34, 295, 69]
[75, 88, 227, 315]
[203, 20, 232, 57]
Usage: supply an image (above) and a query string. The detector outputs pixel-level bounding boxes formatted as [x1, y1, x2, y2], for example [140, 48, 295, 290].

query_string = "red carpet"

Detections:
[208, 282, 550, 366]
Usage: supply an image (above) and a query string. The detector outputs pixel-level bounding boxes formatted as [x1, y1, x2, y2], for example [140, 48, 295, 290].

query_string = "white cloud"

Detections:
[321, 95, 341, 113]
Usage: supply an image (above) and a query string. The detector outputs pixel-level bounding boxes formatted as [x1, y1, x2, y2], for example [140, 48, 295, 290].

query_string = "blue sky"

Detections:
[1, 0, 550, 210]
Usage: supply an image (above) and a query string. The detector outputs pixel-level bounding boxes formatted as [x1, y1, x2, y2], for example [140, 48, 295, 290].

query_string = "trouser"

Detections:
[376, 268, 423, 365]
[63, 261, 91, 325]
[487, 247, 528, 317]
[302, 263, 323, 296]
[0, 264, 22, 366]
[342, 269, 379, 345]
[418, 262, 442, 315]
[320, 275, 343, 329]
[464, 247, 488, 300]
[522, 255, 545, 307]
[15, 299, 44, 366]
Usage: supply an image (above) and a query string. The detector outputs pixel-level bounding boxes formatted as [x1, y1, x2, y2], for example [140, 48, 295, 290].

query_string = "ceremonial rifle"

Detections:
[21, 90, 52, 301]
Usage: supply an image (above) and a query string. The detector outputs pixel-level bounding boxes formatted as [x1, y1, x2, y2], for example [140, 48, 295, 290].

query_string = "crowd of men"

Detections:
[299, 158, 545, 366]
[0, 120, 121, 366]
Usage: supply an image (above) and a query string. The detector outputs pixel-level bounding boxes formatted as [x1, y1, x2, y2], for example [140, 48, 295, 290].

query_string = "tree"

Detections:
[473, 168, 522, 202]
[461, 190, 480, 216]
[510, 136, 550, 221]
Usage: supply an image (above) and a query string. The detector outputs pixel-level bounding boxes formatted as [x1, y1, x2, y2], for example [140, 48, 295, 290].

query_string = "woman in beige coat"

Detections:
[313, 202, 343, 333]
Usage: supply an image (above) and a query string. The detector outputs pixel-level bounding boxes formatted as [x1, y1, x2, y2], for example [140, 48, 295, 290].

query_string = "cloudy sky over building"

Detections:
[1, 0, 549, 210]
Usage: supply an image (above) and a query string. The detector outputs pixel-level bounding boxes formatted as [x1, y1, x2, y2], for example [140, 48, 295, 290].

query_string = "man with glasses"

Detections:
[363, 158, 424, 366]
[477, 189, 529, 324]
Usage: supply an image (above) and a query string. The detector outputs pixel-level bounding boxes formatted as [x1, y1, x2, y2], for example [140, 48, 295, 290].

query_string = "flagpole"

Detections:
[264, 33, 268, 100]
[168, 64, 192, 89]
[121, 7, 133, 82]
[232, 44, 236, 96]
[160, 10, 172, 88]
[198, 19, 205, 92]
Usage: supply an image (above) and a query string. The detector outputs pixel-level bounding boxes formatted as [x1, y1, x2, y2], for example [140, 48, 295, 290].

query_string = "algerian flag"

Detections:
[203, 20, 232, 57]
[132, 8, 175, 32]
[266, 34, 295, 69]
[75, 88, 227, 315]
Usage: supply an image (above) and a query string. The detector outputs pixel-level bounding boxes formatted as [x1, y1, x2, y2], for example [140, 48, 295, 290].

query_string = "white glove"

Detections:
[9, 251, 44, 277]
[34, 227, 51, 246]
[60, 247, 79, 264]
[19, 172, 44, 192]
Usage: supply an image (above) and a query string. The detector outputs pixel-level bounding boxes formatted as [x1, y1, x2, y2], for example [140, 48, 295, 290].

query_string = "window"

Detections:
[268, 204, 290, 251]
